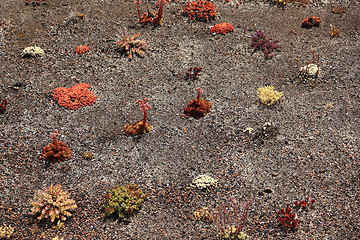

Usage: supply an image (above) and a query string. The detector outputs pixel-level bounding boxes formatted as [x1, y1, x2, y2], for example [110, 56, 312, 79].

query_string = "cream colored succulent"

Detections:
[191, 175, 218, 190]
[0, 224, 14, 239]
[257, 86, 283, 106]
[21, 46, 45, 58]
[217, 226, 249, 240]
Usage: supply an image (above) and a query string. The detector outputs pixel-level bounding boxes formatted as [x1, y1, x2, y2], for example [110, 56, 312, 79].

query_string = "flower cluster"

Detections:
[278, 207, 298, 230]
[210, 23, 234, 35]
[183, 0, 217, 21]
[74, 45, 90, 54]
[185, 67, 202, 80]
[52, 83, 97, 110]
[0, 98, 7, 113]
[31, 184, 77, 223]
[251, 30, 281, 59]
[21, 46, 44, 58]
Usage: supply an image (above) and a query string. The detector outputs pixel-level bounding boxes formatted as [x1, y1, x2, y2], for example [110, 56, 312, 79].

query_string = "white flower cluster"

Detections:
[191, 174, 218, 190]
[21, 46, 44, 58]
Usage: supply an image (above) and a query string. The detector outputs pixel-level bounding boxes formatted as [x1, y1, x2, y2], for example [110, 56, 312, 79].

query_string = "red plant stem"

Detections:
[137, 6, 141, 19]
[143, 109, 147, 127]
[197, 92, 201, 104]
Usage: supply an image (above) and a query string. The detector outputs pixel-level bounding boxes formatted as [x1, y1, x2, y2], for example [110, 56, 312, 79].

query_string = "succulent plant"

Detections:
[257, 86, 283, 106]
[191, 174, 218, 190]
[42, 129, 72, 162]
[103, 184, 147, 219]
[193, 207, 214, 222]
[184, 87, 211, 119]
[115, 30, 147, 60]
[217, 226, 249, 240]
[31, 184, 77, 223]
[0, 224, 14, 239]
[21, 46, 44, 58]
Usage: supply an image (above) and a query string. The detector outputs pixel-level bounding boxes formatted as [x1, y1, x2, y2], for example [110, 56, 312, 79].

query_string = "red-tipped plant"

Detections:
[134, 0, 142, 19]
[184, 87, 211, 119]
[124, 98, 153, 135]
[42, 129, 72, 162]
[153, 0, 168, 25]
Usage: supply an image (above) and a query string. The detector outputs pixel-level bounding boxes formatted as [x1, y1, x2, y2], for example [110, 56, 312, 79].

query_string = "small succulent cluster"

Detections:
[52, 237, 64, 240]
[329, 24, 340, 38]
[52, 83, 97, 110]
[215, 198, 252, 240]
[331, 5, 346, 16]
[42, 129, 72, 162]
[294, 197, 315, 209]
[31, 184, 77, 223]
[277, 198, 315, 231]
[25, 0, 47, 5]
[124, 98, 152, 135]
[0, 98, 7, 113]
[257, 86, 283, 106]
[251, 30, 281, 59]
[183, 0, 217, 21]
[184, 67, 202, 80]
[82, 151, 93, 160]
[74, 45, 90, 54]
[277, 206, 298, 230]
[115, 30, 147, 59]
[210, 23, 234, 35]
[103, 184, 147, 219]
[0, 224, 14, 239]
[296, 50, 321, 86]
[301, 17, 321, 28]
[193, 207, 214, 222]
[184, 87, 211, 118]
[21, 46, 44, 58]
[191, 174, 218, 190]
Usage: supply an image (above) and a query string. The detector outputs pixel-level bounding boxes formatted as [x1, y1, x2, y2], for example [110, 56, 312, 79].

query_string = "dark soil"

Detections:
[1, 0, 359, 239]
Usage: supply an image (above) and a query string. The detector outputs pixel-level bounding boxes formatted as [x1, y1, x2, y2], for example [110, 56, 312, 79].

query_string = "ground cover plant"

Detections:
[0, 0, 359, 239]
[42, 129, 72, 163]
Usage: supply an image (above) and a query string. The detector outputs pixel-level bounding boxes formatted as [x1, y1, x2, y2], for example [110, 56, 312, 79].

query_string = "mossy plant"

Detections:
[0, 224, 14, 239]
[257, 86, 283, 106]
[103, 184, 147, 219]
[191, 175, 218, 190]
[31, 184, 77, 223]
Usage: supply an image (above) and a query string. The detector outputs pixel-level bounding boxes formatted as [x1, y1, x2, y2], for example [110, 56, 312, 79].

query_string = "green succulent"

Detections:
[191, 175, 218, 190]
[103, 184, 147, 219]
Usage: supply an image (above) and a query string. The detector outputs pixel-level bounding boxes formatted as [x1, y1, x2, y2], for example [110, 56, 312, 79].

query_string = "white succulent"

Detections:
[191, 175, 218, 190]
